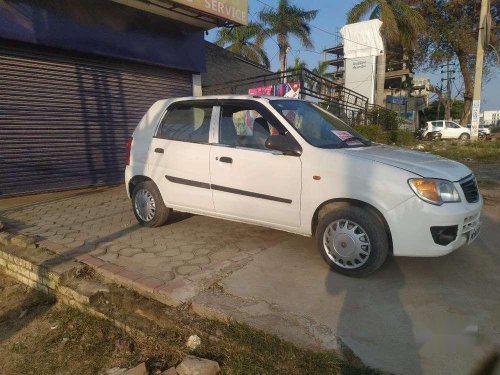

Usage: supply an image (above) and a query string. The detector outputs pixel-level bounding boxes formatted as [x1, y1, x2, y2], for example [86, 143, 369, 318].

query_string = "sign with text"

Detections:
[386, 95, 408, 105]
[171, 0, 248, 25]
[345, 56, 376, 104]
[471, 99, 481, 138]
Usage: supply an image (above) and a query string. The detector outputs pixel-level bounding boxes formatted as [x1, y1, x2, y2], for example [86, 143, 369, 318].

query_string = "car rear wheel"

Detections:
[315, 205, 389, 277]
[459, 133, 470, 140]
[132, 181, 170, 227]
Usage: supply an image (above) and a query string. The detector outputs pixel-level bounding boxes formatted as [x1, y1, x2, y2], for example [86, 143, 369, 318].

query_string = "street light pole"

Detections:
[471, 0, 490, 141]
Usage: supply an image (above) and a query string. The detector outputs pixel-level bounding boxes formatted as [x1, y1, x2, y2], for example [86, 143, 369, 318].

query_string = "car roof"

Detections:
[165, 95, 299, 102]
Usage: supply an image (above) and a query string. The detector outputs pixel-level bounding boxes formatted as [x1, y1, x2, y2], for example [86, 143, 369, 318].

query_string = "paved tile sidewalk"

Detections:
[0, 186, 289, 304]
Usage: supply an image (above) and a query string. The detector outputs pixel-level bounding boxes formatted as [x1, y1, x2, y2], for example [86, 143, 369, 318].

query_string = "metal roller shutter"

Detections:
[0, 41, 193, 197]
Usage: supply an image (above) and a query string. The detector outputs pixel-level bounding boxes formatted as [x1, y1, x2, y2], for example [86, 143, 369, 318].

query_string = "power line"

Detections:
[253, 0, 384, 53]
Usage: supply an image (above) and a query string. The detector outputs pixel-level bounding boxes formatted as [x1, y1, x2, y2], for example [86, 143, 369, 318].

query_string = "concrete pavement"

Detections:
[1, 186, 499, 374]
[194, 196, 500, 374]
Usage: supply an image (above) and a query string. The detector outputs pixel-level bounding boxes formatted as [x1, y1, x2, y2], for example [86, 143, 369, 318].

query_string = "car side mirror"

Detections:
[265, 135, 302, 156]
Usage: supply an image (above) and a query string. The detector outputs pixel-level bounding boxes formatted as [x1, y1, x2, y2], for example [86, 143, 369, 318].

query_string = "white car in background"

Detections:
[467, 124, 491, 135]
[125, 96, 482, 277]
[424, 120, 471, 140]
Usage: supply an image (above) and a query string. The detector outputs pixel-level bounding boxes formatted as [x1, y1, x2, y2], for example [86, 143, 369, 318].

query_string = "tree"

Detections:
[258, 0, 318, 73]
[287, 57, 307, 81]
[312, 60, 333, 79]
[347, 0, 425, 106]
[215, 22, 270, 68]
[308, 60, 335, 93]
[412, 0, 500, 125]
[288, 56, 307, 71]
[424, 99, 464, 121]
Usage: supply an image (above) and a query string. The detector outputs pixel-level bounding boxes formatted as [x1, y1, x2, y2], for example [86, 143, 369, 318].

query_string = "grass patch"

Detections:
[415, 139, 500, 163]
[355, 125, 500, 163]
[356, 125, 415, 146]
[0, 273, 379, 375]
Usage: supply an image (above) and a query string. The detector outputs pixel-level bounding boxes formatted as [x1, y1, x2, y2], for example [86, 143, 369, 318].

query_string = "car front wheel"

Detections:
[316, 205, 389, 277]
[132, 181, 170, 227]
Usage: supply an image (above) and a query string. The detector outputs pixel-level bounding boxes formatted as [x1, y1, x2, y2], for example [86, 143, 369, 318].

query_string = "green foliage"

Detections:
[367, 107, 401, 130]
[412, 1, 500, 123]
[423, 100, 465, 121]
[215, 22, 270, 68]
[355, 124, 415, 146]
[347, 0, 425, 50]
[258, 0, 318, 70]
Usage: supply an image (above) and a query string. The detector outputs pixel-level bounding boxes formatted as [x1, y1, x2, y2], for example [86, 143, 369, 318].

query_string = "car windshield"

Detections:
[270, 99, 371, 148]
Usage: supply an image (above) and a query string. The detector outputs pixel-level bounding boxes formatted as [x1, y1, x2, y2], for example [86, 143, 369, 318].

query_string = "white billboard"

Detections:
[345, 55, 376, 104]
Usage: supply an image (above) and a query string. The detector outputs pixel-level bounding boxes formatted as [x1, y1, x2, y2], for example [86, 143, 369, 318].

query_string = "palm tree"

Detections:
[287, 57, 307, 81]
[258, 0, 318, 74]
[347, 0, 424, 106]
[215, 22, 270, 68]
[288, 57, 307, 71]
[312, 60, 333, 79]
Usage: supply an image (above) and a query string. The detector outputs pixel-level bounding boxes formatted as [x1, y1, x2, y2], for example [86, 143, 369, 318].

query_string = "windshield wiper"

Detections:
[317, 143, 344, 149]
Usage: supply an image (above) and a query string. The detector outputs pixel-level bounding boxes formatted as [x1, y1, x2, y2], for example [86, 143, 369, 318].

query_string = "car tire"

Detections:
[459, 133, 470, 140]
[315, 204, 389, 277]
[132, 181, 170, 227]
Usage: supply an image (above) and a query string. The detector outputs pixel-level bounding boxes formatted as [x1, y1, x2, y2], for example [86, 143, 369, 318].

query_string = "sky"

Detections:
[206, 0, 499, 111]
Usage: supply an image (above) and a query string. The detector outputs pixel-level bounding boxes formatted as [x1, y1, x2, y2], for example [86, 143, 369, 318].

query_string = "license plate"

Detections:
[468, 222, 481, 244]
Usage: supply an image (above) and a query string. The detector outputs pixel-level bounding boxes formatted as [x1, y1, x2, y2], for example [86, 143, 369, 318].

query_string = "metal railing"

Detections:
[203, 68, 397, 128]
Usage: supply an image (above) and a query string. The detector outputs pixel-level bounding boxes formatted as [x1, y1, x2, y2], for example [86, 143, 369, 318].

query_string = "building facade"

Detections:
[482, 110, 500, 126]
[0, 0, 245, 196]
[323, 42, 412, 109]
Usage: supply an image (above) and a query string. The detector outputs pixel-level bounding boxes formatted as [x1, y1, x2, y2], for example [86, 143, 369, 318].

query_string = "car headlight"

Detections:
[408, 178, 461, 205]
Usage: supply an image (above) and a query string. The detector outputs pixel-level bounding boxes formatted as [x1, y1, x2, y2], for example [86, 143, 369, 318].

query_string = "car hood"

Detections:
[341, 145, 471, 181]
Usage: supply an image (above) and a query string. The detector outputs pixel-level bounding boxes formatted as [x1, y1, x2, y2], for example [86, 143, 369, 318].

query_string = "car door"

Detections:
[445, 121, 462, 138]
[430, 120, 443, 136]
[148, 101, 216, 212]
[209, 100, 302, 228]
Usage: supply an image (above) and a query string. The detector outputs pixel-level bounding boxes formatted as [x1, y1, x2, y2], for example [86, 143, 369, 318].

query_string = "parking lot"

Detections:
[1, 186, 499, 375]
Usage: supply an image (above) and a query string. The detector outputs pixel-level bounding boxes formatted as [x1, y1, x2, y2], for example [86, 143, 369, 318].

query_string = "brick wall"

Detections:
[202, 42, 271, 89]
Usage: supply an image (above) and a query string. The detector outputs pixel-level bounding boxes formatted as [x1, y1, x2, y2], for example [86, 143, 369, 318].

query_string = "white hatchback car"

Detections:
[423, 120, 471, 140]
[125, 96, 482, 276]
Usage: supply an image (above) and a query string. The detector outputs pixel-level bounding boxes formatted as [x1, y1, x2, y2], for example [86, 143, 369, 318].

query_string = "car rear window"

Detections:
[159, 105, 213, 143]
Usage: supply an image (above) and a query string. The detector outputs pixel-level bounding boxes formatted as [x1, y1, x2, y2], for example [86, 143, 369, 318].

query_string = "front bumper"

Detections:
[386, 195, 482, 257]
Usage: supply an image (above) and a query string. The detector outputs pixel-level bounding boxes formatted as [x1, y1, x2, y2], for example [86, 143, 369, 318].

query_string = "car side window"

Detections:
[446, 121, 460, 129]
[219, 105, 283, 150]
[432, 121, 443, 128]
[159, 104, 213, 143]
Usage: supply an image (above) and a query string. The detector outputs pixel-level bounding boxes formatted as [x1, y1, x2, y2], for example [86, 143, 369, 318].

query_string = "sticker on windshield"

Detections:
[332, 130, 363, 146]
[332, 130, 352, 140]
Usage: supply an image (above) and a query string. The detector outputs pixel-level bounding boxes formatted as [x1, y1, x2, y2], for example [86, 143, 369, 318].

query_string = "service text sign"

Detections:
[173, 0, 248, 25]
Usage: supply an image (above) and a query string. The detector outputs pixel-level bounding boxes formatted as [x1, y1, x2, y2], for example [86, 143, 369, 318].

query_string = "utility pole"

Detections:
[471, 0, 491, 141]
[440, 61, 456, 120]
[437, 82, 443, 120]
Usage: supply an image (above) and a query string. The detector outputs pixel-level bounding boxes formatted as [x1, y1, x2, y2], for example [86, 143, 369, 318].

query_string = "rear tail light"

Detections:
[126, 137, 133, 166]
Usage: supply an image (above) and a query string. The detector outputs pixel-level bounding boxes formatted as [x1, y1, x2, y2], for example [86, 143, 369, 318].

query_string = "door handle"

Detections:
[154, 148, 164, 154]
[219, 156, 232, 164]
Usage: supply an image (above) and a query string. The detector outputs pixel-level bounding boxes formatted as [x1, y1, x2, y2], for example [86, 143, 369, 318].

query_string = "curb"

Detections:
[0, 241, 146, 338]
[0, 227, 253, 309]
